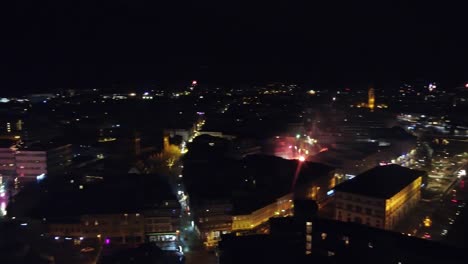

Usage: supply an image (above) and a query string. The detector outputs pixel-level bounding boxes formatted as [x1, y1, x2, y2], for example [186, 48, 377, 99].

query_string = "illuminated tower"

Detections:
[368, 87, 375, 111]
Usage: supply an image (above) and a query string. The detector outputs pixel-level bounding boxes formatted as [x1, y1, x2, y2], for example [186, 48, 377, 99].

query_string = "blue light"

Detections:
[327, 190, 335, 196]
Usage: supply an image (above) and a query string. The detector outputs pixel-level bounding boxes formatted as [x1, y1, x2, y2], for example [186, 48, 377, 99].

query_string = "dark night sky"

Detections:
[1, 0, 468, 93]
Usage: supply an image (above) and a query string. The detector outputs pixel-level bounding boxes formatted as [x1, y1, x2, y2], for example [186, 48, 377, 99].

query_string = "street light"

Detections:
[423, 216, 432, 227]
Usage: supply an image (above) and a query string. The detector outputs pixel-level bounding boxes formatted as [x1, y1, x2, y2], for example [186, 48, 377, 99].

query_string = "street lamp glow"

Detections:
[298, 156, 306, 162]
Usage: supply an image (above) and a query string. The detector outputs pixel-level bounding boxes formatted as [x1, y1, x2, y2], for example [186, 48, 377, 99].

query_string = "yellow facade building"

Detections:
[231, 193, 294, 231]
[334, 165, 424, 230]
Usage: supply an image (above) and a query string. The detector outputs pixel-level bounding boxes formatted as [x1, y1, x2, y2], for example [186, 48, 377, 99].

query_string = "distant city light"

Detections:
[298, 156, 306, 162]
[327, 190, 335, 196]
[105, 238, 110, 244]
[129, 93, 136, 97]
[307, 90, 316, 95]
[192, 80, 198, 86]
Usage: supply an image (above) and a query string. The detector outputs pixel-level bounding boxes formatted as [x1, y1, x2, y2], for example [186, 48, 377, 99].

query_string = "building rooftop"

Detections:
[184, 154, 334, 215]
[20, 139, 71, 151]
[333, 164, 425, 199]
[8, 174, 179, 219]
[0, 139, 16, 148]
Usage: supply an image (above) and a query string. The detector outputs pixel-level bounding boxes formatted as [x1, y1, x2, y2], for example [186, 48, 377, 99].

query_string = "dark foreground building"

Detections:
[218, 201, 467, 264]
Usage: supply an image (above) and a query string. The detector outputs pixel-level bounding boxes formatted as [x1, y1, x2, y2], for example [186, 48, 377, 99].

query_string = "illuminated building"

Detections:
[334, 165, 423, 230]
[231, 194, 294, 231]
[351, 87, 387, 110]
[15, 143, 72, 182]
[48, 207, 181, 246]
[368, 87, 375, 111]
[48, 213, 146, 245]
[0, 140, 72, 183]
[196, 162, 336, 248]
[0, 140, 17, 179]
[20, 174, 181, 246]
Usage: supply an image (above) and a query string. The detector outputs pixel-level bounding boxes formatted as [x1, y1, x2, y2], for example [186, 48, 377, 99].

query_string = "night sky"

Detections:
[1, 1, 468, 93]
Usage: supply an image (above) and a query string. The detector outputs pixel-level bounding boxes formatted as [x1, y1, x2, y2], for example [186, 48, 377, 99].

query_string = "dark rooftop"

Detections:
[8, 174, 179, 219]
[184, 154, 334, 215]
[20, 140, 71, 151]
[334, 165, 425, 199]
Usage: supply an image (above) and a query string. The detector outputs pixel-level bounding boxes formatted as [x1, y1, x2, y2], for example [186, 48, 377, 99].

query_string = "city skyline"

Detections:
[1, 1, 468, 264]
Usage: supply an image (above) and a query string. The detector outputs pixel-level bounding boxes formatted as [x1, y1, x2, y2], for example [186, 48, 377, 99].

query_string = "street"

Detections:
[394, 151, 467, 243]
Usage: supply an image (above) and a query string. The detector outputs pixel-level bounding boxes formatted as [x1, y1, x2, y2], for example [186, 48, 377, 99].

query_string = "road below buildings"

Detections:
[394, 158, 467, 244]
[168, 161, 219, 264]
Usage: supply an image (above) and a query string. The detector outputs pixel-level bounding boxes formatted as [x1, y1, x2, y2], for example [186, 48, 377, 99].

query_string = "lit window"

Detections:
[343, 236, 350, 245]
[368, 242, 373, 248]
[321, 233, 327, 240]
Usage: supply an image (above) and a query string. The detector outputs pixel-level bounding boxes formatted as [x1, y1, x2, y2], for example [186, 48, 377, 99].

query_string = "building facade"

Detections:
[334, 165, 423, 230]
[0, 146, 16, 179]
[231, 193, 294, 231]
[15, 144, 72, 182]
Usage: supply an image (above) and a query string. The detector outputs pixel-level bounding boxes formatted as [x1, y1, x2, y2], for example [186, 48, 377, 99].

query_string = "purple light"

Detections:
[105, 238, 110, 245]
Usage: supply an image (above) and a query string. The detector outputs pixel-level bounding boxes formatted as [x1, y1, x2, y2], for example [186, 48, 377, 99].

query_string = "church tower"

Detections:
[368, 87, 375, 111]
